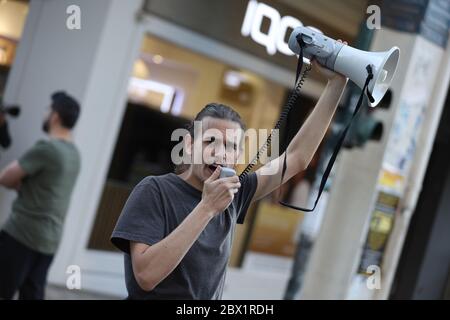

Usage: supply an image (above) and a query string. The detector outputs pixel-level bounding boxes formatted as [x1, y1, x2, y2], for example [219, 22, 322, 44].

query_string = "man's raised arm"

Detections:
[254, 59, 348, 201]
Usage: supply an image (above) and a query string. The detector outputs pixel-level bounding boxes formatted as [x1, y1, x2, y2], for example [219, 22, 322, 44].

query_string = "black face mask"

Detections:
[42, 117, 50, 133]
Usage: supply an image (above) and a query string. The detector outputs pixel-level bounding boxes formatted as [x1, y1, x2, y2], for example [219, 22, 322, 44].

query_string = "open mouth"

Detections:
[207, 163, 222, 172]
[206, 163, 227, 173]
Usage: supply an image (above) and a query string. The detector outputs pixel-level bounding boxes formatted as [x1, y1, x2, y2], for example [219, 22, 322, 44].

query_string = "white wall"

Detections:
[373, 33, 450, 300]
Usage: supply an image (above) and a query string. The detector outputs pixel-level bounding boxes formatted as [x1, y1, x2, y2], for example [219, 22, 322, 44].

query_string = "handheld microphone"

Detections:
[220, 167, 236, 179]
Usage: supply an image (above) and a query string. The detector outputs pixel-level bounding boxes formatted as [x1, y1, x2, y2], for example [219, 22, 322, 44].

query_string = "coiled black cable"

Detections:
[239, 63, 312, 182]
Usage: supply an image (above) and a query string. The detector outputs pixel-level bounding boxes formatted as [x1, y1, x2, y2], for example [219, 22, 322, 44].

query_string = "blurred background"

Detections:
[0, 0, 449, 300]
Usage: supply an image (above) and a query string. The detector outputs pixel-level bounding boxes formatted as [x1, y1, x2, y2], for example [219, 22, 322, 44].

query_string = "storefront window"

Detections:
[0, 0, 29, 97]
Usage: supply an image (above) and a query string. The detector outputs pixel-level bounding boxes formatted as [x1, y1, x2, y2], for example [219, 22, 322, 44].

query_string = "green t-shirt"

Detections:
[3, 139, 81, 255]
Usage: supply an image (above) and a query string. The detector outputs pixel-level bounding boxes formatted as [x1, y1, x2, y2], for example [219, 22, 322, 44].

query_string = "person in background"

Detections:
[0, 91, 81, 300]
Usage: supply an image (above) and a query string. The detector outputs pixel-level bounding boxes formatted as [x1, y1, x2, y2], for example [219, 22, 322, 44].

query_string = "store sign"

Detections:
[241, 0, 322, 56]
[144, 0, 338, 70]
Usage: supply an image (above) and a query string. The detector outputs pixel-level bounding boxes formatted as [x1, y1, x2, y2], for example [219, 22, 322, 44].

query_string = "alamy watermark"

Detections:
[366, 265, 381, 290]
[66, 264, 81, 290]
[170, 121, 281, 176]
[366, 5, 381, 30]
[66, 5, 81, 30]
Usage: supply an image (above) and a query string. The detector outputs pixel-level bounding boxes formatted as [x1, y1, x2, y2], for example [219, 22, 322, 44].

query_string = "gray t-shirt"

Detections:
[111, 172, 257, 300]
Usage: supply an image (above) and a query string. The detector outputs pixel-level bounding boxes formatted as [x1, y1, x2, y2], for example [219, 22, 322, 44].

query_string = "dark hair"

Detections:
[187, 103, 245, 137]
[175, 103, 245, 174]
[51, 91, 80, 129]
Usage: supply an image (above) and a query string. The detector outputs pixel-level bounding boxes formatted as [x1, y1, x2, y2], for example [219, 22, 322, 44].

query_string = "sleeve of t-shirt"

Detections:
[111, 177, 165, 255]
[235, 172, 258, 224]
[18, 140, 55, 176]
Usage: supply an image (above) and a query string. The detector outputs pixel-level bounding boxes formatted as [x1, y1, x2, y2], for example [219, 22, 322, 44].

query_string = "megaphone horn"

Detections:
[288, 26, 400, 107]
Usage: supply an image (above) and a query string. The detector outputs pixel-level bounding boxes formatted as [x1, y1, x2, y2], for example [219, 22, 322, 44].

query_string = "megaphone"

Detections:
[288, 26, 400, 107]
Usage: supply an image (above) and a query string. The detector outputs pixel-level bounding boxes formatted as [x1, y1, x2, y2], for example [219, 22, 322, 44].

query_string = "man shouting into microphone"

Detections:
[111, 54, 348, 299]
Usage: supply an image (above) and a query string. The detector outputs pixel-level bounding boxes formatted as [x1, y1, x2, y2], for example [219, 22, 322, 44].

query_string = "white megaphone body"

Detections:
[288, 26, 400, 107]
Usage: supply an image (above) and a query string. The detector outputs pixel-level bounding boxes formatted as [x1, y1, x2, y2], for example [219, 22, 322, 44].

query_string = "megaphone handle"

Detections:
[279, 65, 374, 212]
[295, 37, 306, 82]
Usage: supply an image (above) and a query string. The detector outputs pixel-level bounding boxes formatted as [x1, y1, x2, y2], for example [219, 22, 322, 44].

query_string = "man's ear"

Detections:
[50, 111, 60, 126]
